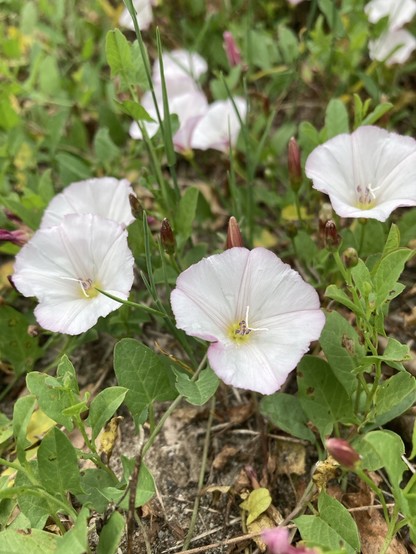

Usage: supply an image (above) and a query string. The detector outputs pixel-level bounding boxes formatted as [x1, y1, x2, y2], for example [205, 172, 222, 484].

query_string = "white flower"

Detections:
[369, 28, 416, 65]
[40, 177, 135, 229]
[365, 0, 416, 29]
[119, 0, 153, 31]
[171, 247, 325, 394]
[190, 97, 247, 153]
[129, 87, 208, 152]
[152, 49, 208, 84]
[13, 214, 134, 335]
[305, 125, 416, 221]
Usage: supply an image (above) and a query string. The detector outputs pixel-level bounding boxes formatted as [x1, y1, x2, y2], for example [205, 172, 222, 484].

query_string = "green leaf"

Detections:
[173, 367, 219, 406]
[296, 513, 355, 554]
[94, 128, 119, 166]
[372, 248, 412, 308]
[102, 460, 155, 509]
[26, 373, 74, 431]
[15, 464, 49, 529]
[56, 507, 89, 554]
[240, 488, 272, 525]
[297, 356, 355, 439]
[0, 413, 13, 449]
[56, 152, 91, 185]
[37, 428, 81, 496]
[106, 29, 133, 82]
[358, 430, 406, 489]
[361, 103, 393, 126]
[96, 511, 125, 554]
[0, 528, 59, 554]
[0, 306, 42, 376]
[116, 100, 154, 122]
[13, 395, 36, 465]
[325, 98, 349, 139]
[318, 492, 360, 552]
[175, 187, 199, 249]
[259, 393, 315, 442]
[319, 311, 364, 395]
[76, 469, 118, 513]
[114, 339, 177, 425]
[370, 372, 416, 428]
[87, 386, 128, 440]
[325, 285, 362, 316]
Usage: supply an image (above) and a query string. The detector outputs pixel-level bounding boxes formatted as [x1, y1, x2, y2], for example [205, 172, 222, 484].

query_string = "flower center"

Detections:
[228, 306, 268, 344]
[60, 276, 101, 299]
[356, 183, 380, 210]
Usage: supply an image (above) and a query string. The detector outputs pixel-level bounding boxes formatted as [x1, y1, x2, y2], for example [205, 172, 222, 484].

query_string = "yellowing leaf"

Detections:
[281, 204, 308, 221]
[26, 409, 56, 444]
[0, 261, 15, 288]
[97, 416, 123, 462]
[253, 229, 278, 248]
[240, 488, 272, 525]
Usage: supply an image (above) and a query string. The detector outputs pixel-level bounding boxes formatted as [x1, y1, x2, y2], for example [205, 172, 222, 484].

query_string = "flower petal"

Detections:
[40, 177, 135, 228]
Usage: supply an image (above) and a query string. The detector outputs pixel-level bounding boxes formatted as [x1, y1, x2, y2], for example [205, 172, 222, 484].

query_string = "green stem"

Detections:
[142, 355, 207, 457]
[182, 394, 216, 550]
[95, 288, 168, 319]
[380, 503, 400, 554]
[355, 467, 390, 523]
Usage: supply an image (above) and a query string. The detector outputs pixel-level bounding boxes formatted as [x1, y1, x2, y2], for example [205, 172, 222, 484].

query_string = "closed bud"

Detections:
[323, 220, 341, 250]
[161, 218, 176, 255]
[226, 216, 244, 249]
[0, 228, 32, 246]
[129, 193, 143, 219]
[223, 31, 241, 67]
[342, 247, 359, 268]
[288, 136, 302, 191]
[326, 438, 361, 469]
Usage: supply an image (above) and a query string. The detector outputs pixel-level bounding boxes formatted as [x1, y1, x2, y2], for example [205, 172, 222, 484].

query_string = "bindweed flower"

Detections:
[305, 125, 416, 221]
[369, 28, 416, 65]
[12, 214, 134, 335]
[365, 0, 416, 29]
[171, 247, 325, 394]
[119, 0, 153, 31]
[40, 177, 136, 229]
[190, 97, 247, 153]
[152, 49, 208, 84]
[262, 527, 317, 554]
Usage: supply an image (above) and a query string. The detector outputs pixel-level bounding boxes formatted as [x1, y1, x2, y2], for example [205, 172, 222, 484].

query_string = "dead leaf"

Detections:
[212, 446, 239, 471]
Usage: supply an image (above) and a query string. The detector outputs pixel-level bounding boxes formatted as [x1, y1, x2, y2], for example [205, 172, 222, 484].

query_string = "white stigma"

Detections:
[59, 276, 93, 298]
[234, 306, 269, 336]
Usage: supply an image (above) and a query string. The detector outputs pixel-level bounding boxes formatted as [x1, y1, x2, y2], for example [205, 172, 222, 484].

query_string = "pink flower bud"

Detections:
[226, 216, 244, 249]
[322, 220, 341, 250]
[0, 228, 32, 246]
[223, 31, 242, 67]
[326, 438, 361, 469]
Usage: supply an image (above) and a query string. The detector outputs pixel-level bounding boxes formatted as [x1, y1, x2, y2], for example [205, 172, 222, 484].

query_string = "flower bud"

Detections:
[323, 220, 341, 250]
[223, 31, 241, 67]
[0, 228, 32, 246]
[342, 247, 359, 268]
[226, 216, 244, 249]
[288, 137, 302, 191]
[326, 438, 361, 469]
[161, 218, 176, 255]
[129, 193, 143, 219]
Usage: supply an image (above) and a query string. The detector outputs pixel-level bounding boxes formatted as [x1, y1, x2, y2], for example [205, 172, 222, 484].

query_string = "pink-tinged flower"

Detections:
[287, 0, 309, 5]
[171, 247, 325, 394]
[190, 97, 247, 153]
[12, 214, 134, 335]
[305, 125, 416, 221]
[365, 0, 416, 30]
[129, 88, 208, 152]
[119, 0, 153, 31]
[262, 527, 317, 554]
[223, 31, 242, 66]
[369, 28, 416, 65]
[152, 49, 208, 84]
[40, 177, 135, 229]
